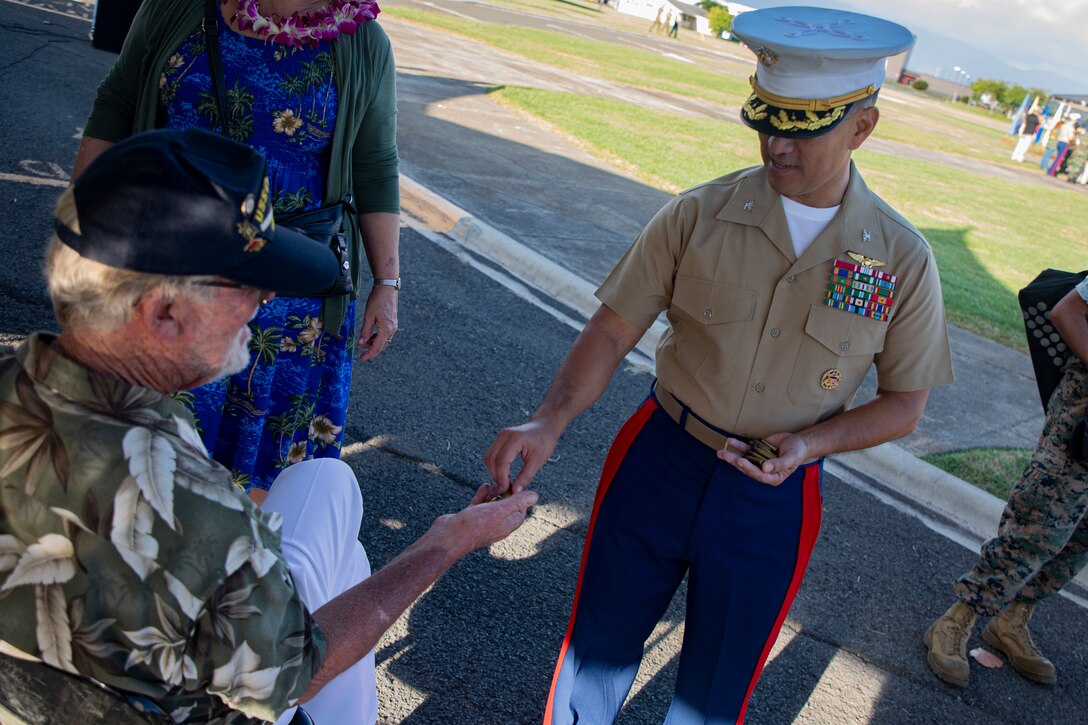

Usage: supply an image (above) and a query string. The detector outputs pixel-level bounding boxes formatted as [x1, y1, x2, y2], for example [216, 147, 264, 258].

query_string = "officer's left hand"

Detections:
[718, 433, 808, 486]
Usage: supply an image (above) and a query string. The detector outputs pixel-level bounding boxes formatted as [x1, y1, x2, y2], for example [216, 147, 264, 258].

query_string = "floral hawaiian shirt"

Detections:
[0, 334, 325, 723]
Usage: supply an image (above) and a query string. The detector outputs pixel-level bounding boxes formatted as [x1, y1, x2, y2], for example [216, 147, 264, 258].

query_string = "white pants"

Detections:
[262, 459, 377, 725]
[1011, 134, 1033, 161]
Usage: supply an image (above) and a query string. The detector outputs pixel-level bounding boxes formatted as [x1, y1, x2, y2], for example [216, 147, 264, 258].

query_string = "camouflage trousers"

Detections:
[955, 359, 1088, 616]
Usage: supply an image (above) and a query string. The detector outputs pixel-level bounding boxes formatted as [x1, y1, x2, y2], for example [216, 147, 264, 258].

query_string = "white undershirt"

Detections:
[781, 196, 840, 258]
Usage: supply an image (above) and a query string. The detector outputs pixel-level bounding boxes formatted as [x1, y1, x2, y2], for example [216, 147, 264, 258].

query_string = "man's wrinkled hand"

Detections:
[430, 484, 539, 557]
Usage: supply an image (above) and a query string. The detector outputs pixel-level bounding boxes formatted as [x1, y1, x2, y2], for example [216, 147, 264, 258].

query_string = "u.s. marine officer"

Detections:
[485, 7, 954, 724]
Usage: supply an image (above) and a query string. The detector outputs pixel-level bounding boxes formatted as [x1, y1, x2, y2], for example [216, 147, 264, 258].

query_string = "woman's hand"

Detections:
[356, 283, 398, 361]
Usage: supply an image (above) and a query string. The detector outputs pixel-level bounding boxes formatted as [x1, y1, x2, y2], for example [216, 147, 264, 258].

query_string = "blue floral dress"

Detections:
[160, 25, 353, 492]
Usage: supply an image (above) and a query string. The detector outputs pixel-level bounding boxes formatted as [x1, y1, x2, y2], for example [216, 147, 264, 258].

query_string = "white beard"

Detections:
[217, 325, 253, 378]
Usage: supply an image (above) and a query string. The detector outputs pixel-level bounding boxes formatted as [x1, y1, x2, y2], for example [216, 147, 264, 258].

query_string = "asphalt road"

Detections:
[1, 2, 1087, 723]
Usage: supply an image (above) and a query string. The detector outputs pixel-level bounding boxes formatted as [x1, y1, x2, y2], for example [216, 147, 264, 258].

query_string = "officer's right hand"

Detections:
[484, 420, 560, 495]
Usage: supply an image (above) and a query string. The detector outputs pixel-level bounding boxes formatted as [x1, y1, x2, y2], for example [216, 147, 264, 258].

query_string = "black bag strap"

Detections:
[202, 0, 230, 136]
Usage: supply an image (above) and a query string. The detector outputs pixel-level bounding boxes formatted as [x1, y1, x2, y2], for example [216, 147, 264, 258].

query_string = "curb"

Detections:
[833, 443, 1005, 538]
[399, 173, 1088, 593]
[400, 175, 669, 361]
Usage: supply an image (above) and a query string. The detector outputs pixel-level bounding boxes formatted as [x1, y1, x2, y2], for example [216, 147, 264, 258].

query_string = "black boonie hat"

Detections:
[731, 6, 915, 139]
[57, 128, 339, 295]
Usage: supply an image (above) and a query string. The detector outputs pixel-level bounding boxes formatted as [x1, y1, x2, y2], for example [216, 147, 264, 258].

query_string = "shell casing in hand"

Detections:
[742, 438, 779, 467]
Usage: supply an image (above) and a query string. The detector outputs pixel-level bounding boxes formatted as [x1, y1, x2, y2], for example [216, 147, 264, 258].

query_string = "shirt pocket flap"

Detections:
[672, 276, 756, 325]
[804, 304, 886, 357]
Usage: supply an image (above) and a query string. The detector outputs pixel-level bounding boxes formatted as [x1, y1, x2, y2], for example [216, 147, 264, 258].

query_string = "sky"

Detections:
[740, 0, 1088, 95]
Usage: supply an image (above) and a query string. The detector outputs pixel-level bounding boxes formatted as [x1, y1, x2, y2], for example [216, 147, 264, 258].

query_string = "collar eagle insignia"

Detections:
[847, 250, 885, 268]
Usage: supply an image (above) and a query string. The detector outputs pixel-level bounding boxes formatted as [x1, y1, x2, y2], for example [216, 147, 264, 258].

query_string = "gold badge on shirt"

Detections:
[820, 369, 842, 390]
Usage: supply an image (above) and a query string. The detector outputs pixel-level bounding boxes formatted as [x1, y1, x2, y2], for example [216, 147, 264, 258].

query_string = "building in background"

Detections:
[615, 0, 755, 37]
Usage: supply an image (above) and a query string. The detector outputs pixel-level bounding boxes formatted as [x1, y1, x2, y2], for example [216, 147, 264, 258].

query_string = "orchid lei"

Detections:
[229, 0, 381, 48]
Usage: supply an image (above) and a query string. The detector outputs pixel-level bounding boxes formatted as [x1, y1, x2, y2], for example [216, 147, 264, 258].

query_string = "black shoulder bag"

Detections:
[1019, 268, 1088, 459]
[202, 0, 354, 298]
[1018, 268, 1088, 410]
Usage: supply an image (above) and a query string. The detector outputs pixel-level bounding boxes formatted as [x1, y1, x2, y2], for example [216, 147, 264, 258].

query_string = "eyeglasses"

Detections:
[195, 280, 274, 307]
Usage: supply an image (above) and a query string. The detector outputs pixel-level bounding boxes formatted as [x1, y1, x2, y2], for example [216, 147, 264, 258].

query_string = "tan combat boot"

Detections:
[982, 602, 1057, 685]
[923, 600, 977, 688]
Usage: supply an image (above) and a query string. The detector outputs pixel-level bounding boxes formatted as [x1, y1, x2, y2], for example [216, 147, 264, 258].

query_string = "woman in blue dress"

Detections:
[73, 0, 401, 501]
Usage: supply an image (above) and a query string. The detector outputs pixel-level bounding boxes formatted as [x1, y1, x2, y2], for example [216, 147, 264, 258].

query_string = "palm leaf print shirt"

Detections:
[0, 334, 325, 723]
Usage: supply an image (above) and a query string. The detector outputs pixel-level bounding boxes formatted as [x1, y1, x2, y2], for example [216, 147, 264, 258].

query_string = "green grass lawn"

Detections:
[921, 448, 1032, 501]
[387, 6, 754, 107]
[493, 86, 1088, 351]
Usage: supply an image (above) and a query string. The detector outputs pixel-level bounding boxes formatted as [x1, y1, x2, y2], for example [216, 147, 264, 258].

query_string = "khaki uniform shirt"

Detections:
[597, 164, 954, 438]
[0, 334, 324, 723]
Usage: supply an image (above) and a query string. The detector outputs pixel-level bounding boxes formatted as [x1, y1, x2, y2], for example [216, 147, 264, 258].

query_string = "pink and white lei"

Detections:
[229, 0, 381, 48]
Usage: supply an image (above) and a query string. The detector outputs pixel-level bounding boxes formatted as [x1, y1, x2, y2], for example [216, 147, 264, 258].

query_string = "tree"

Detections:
[969, 79, 1050, 114]
[696, 0, 722, 9]
[708, 6, 733, 37]
[971, 78, 1006, 103]
[999, 83, 1029, 110]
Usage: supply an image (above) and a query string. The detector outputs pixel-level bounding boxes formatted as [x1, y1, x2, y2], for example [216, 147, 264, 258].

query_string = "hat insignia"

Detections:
[847, 250, 885, 268]
[775, 16, 868, 41]
[753, 46, 778, 66]
[237, 221, 268, 253]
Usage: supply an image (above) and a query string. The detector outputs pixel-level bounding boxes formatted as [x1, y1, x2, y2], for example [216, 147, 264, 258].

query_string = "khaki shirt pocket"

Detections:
[788, 304, 887, 411]
[669, 275, 756, 385]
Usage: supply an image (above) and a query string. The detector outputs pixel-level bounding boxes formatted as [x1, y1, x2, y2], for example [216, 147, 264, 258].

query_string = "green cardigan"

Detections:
[84, 0, 400, 332]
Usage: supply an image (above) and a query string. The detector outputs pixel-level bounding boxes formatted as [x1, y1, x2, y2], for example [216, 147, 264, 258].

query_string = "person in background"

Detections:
[648, 5, 666, 34]
[1039, 118, 1065, 171]
[1011, 106, 1041, 162]
[485, 8, 952, 723]
[1048, 118, 1078, 176]
[924, 278, 1088, 688]
[73, 0, 401, 503]
[0, 129, 536, 724]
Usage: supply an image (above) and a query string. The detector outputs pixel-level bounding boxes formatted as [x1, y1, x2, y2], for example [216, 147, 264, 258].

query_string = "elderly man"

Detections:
[485, 7, 952, 724]
[0, 128, 536, 724]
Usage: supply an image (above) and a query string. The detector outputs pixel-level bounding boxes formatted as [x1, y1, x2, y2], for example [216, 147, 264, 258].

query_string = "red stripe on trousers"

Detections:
[735, 463, 823, 724]
[543, 397, 659, 724]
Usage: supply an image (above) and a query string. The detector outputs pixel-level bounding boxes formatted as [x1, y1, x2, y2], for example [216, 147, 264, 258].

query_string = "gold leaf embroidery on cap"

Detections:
[768, 105, 845, 132]
[743, 97, 769, 121]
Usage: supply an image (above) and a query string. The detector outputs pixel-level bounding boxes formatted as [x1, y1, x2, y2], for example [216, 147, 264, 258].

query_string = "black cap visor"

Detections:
[220, 224, 341, 296]
[740, 93, 855, 139]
